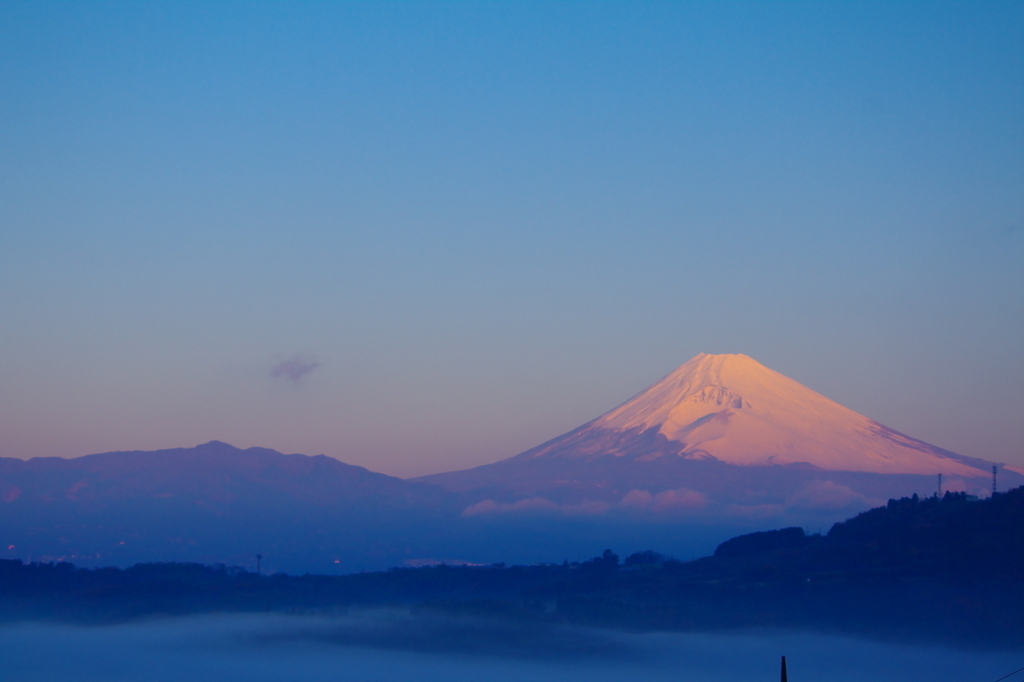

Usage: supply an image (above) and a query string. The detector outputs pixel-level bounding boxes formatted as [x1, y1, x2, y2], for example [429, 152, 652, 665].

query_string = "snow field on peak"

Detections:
[588, 354, 986, 477]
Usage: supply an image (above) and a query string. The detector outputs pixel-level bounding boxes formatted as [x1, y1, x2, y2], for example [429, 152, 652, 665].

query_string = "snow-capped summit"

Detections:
[568, 353, 985, 476]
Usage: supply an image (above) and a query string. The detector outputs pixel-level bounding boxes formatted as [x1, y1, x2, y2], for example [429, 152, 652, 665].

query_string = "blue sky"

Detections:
[1, 1, 1022, 476]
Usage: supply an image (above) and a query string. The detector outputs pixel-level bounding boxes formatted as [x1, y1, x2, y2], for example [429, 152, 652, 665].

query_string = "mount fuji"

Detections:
[417, 354, 1017, 519]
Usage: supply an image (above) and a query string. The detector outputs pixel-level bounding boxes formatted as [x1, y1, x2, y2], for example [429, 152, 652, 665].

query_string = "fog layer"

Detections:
[1, 612, 1020, 682]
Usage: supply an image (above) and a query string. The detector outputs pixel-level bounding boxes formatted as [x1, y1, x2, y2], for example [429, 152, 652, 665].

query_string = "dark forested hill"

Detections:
[710, 486, 1024, 579]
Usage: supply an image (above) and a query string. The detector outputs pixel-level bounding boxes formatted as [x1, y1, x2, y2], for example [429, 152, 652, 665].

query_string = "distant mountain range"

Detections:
[0, 441, 448, 510]
[1, 353, 1018, 572]
[0, 442, 460, 572]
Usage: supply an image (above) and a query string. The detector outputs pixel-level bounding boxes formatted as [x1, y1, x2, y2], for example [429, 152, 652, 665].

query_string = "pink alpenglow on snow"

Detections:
[583, 353, 986, 477]
[416, 353, 1007, 517]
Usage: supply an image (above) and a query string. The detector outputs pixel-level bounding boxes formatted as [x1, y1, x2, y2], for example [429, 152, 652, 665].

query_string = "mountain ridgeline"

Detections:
[3, 487, 1023, 646]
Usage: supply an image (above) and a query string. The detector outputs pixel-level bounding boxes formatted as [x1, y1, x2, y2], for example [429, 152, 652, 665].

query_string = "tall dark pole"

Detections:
[781, 656, 788, 682]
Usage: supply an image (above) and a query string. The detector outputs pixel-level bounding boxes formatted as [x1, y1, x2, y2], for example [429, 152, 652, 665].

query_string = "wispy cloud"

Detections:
[618, 488, 708, 513]
[462, 489, 712, 518]
[270, 355, 321, 384]
[785, 480, 882, 512]
[462, 497, 610, 517]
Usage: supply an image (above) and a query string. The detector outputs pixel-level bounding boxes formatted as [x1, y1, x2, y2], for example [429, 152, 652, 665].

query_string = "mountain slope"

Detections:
[416, 354, 1014, 515]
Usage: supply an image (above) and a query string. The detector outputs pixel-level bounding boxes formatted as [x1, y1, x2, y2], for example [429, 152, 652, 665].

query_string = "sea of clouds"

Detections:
[1, 610, 1020, 682]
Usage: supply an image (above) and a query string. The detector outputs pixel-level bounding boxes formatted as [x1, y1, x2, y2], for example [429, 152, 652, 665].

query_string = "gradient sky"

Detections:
[1, 1, 1022, 477]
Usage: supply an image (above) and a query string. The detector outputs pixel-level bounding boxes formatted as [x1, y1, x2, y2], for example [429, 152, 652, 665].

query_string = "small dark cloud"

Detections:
[270, 356, 321, 384]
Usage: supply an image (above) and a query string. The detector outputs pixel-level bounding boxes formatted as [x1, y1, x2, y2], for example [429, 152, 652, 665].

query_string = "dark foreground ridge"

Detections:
[3, 487, 1024, 646]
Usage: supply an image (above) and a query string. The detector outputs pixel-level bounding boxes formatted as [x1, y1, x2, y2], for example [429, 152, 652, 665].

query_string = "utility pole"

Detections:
[781, 656, 788, 682]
